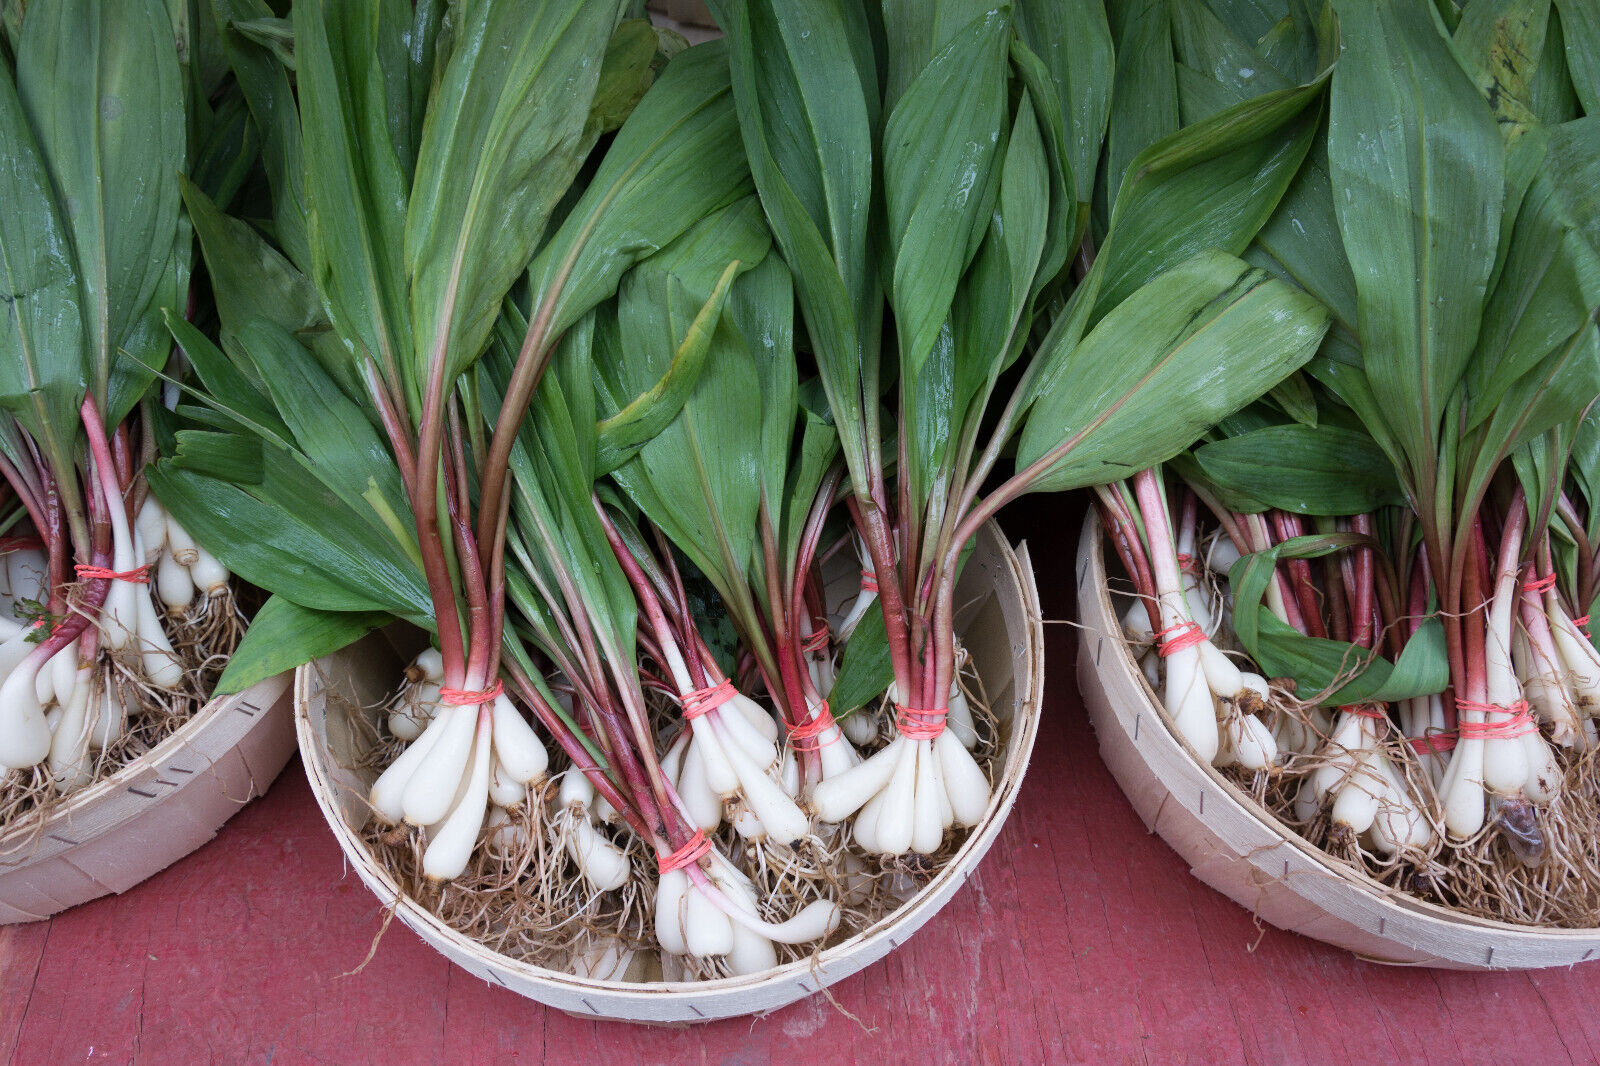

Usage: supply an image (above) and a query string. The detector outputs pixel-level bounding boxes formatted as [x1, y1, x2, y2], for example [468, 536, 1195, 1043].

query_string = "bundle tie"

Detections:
[788, 701, 838, 752]
[895, 703, 947, 741]
[681, 678, 737, 720]
[1574, 614, 1591, 637]
[1154, 620, 1207, 656]
[74, 563, 150, 584]
[859, 569, 879, 595]
[1176, 552, 1200, 575]
[1454, 698, 1538, 740]
[801, 627, 831, 656]
[1341, 704, 1387, 721]
[1523, 573, 1558, 594]
[440, 679, 503, 706]
[1407, 731, 1457, 755]
[657, 829, 712, 875]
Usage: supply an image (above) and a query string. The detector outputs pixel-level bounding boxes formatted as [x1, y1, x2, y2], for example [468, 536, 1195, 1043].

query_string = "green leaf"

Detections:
[711, 0, 880, 484]
[0, 70, 84, 466]
[1327, 0, 1505, 476]
[294, 0, 413, 393]
[528, 40, 753, 343]
[829, 598, 893, 715]
[1103, 0, 1179, 214]
[1097, 75, 1327, 312]
[1229, 534, 1449, 702]
[1013, 0, 1112, 212]
[148, 449, 432, 622]
[18, 0, 185, 420]
[406, 0, 618, 386]
[180, 176, 329, 361]
[1019, 250, 1332, 492]
[594, 261, 740, 474]
[882, 6, 1011, 382]
[213, 0, 310, 269]
[217, 596, 389, 693]
[1194, 423, 1407, 514]
[1555, 0, 1600, 113]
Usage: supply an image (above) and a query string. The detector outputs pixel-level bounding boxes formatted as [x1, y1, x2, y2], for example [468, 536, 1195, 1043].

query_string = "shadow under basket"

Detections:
[1076, 514, 1600, 969]
[0, 673, 296, 924]
[296, 520, 1043, 1024]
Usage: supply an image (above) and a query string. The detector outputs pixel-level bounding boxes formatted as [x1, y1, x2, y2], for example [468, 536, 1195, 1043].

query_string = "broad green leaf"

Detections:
[711, 0, 880, 485]
[1553, 0, 1600, 114]
[1103, 0, 1179, 213]
[294, 0, 413, 392]
[829, 598, 893, 715]
[180, 177, 328, 364]
[1194, 423, 1406, 514]
[1019, 250, 1332, 492]
[1097, 75, 1326, 312]
[1013, 0, 1112, 212]
[1452, 0, 1551, 127]
[882, 6, 1011, 382]
[529, 41, 752, 342]
[149, 449, 432, 621]
[879, 0, 993, 109]
[406, 0, 618, 387]
[0, 71, 84, 468]
[217, 596, 389, 694]
[1229, 534, 1449, 702]
[18, 0, 184, 422]
[1327, 0, 1504, 475]
[213, 0, 309, 269]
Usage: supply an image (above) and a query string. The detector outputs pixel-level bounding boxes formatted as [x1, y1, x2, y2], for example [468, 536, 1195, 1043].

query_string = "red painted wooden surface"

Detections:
[4, 501, 1600, 1065]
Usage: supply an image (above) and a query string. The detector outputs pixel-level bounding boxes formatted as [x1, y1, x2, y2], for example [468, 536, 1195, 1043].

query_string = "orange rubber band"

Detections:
[1176, 552, 1200, 575]
[682, 678, 737, 720]
[1154, 620, 1206, 656]
[1523, 573, 1557, 594]
[1341, 704, 1387, 721]
[895, 703, 947, 741]
[1407, 731, 1457, 755]
[788, 701, 837, 752]
[440, 679, 503, 706]
[74, 563, 150, 584]
[657, 829, 712, 875]
[1574, 615, 1591, 636]
[801, 627, 831, 656]
[859, 569, 879, 594]
[1455, 698, 1538, 740]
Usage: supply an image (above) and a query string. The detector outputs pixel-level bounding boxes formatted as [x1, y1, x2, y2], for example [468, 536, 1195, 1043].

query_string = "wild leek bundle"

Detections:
[0, 0, 243, 805]
[1102, 0, 1600, 925]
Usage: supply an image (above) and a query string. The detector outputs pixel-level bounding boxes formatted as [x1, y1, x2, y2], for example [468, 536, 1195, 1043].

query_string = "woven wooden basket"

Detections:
[1076, 514, 1600, 969]
[296, 520, 1043, 1023]
[0, 672, 295, 924]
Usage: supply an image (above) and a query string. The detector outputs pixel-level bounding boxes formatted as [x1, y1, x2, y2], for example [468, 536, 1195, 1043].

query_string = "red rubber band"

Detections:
[1154, 620, 1207, 656]
[1455, 698, 1538, 740]
[858, 569, 880, 595]
[1523, 573, 1557, 593]
[1341, 704, 1387, 721]
[895, 703, 947, 741]
[681, 678, 737, 720]
[1574, 615, 1591, 636]
[1176, 552, 1200, 575]
[74, 563, 150, 584]
[801, 627, 830, 656]
[1407, 731, 1457, 755]
[788, 701, 838, 752]
[440, 679, 503, 706]
[657, 829, 712, 875]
